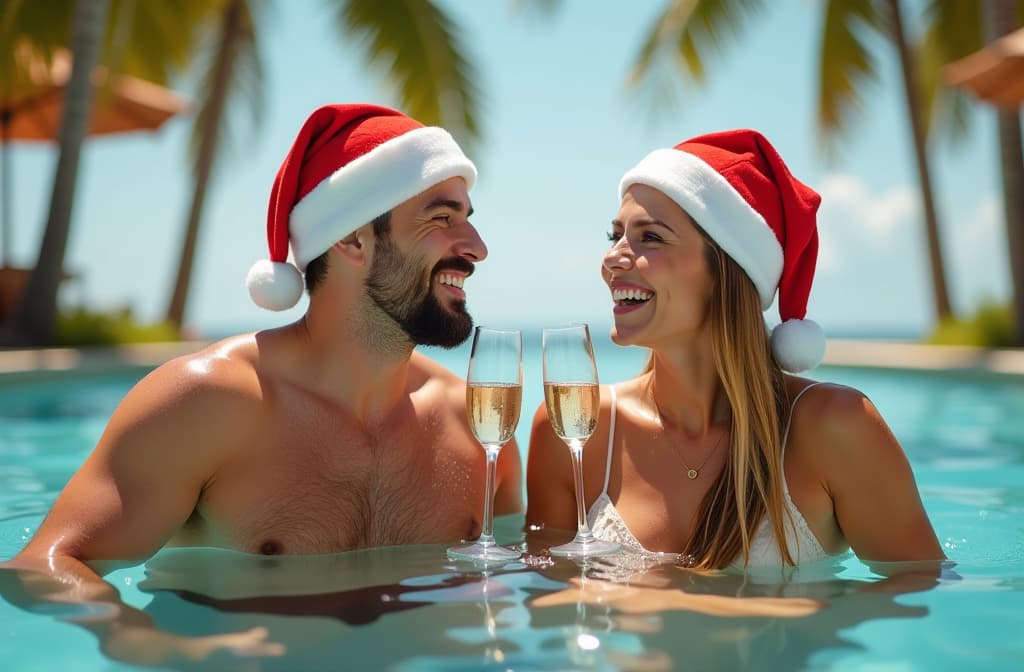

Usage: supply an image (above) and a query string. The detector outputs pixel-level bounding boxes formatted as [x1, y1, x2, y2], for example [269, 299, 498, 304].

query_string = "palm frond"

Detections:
[918, 0, 982, 145]
[629, 0, 767, 87]
[922, 0, 983, 63]
[816, 0, 883, 147]
[335, 0, 483, 153]
[0, 0, 72, 100]
[0, 0, 221, 102]
[102, 0, 221, 85]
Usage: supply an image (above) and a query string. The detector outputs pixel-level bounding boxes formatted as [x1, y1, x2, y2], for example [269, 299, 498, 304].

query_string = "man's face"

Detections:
[364, 177, 486, 348]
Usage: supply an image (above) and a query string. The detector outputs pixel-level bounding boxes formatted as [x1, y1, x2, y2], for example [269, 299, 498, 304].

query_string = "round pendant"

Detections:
[687, 468, 698, 480]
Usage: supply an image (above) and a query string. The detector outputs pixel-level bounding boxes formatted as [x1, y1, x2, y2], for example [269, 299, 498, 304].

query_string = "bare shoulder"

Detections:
[126, 334, 263, 411]
[408, 350, 466, 411]
[786, 377, 903, 470]
[786, 378, 943, 560]
[788, 378, 884, 433]
[100, 334, 268, 456]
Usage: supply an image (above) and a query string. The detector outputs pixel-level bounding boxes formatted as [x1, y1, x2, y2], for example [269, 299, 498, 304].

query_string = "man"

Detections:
[2, 104, 521, 662]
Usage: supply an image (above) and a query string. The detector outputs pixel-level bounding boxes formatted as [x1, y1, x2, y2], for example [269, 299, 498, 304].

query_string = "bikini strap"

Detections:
[601, 384, 617, 495]
[780, 381, 826, 452]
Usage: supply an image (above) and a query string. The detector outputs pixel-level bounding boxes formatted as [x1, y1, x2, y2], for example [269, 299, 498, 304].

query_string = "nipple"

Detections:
[259, 540, 283, 556]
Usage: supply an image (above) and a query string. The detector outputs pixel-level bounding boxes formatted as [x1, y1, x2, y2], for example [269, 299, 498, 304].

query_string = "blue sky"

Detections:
[6, 0, 1010, 339]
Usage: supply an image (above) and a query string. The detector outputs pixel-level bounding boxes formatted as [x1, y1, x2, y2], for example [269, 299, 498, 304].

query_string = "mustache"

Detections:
[432, 257, 475, 278]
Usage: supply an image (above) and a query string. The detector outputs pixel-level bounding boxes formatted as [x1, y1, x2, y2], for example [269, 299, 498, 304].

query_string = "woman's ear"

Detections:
[333, 230, 367, 267]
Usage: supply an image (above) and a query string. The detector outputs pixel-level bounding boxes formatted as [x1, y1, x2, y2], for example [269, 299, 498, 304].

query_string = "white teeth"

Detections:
[612, 287, 653, 303]
[438, 273, 464, 289]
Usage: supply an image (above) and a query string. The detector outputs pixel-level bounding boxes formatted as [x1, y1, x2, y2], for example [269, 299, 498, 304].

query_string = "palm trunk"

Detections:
[165, 0, 243, 330]
[3, 0, 110, 346]
[985, 0, 1024, 346]
[885, 0, 954, 324]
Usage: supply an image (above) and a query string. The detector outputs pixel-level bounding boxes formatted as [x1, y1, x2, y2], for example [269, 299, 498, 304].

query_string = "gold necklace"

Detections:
[673, 428, 727, 480]
[647, 384, 730, 479]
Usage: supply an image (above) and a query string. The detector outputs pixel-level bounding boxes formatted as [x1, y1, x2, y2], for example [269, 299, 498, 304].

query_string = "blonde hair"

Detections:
[646, 231, 794, 568]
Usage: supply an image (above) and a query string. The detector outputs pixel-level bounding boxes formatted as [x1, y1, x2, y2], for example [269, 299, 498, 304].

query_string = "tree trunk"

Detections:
[885, 0, 954, 324]
[165, 0, 243, 331]
[985, 0, 1024, 346]
[2, 0, 111, 346]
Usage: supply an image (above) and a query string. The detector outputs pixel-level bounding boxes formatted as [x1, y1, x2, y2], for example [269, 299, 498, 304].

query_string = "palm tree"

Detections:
[629, 0, 956, 324]
[165, 0, 259, 330]
[1, 0, 484, 340]
[165, 0, 483, 330]
[983, 0, 1024, 346]
[0, 0, 218, 346]
[884, 0, 952, 321]
[3, 0, 111, 346]
[924, 0, 1024, 345]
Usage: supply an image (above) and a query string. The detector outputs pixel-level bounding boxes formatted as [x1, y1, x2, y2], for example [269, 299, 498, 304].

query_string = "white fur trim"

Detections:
[770, 319, 825, 372]
[620, 148, 783, 309]
[246, 259, 304, 311]
[289, 126, 476, 268]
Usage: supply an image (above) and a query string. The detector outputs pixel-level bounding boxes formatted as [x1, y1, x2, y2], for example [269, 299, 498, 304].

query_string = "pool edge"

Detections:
[0, 339, 1022, 381]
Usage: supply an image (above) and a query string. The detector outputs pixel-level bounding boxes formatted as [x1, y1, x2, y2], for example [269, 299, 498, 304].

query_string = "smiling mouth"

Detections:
[612, 287, 654, 307]
[436, 272, 465, 290]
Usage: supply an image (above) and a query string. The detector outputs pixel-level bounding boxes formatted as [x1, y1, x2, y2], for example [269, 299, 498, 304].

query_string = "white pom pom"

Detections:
[770, 318, 826, 373]
[246, 260, 304, 311]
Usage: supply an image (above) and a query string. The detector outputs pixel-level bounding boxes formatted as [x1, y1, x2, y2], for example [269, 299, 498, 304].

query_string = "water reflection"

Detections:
[116, 529, 952, 671]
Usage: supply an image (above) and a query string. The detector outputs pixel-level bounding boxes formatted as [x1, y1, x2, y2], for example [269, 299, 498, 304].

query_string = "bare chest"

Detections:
[180, 408, 485, 554]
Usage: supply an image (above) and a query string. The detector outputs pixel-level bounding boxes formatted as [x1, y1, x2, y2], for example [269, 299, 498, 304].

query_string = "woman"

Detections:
[527, 129, 944, 569]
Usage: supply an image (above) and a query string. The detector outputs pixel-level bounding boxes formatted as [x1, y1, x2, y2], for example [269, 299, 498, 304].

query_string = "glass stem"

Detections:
[479, 444, 502, 545]
[568, 440, 593, 542]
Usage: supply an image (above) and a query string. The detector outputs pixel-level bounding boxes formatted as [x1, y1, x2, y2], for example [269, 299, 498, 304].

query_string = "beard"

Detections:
[364, 232, 475, 348]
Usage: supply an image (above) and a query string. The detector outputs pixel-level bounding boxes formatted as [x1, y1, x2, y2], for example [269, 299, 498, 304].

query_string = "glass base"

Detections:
[549, 537, 620, 558]
[447, 541, 522, 566]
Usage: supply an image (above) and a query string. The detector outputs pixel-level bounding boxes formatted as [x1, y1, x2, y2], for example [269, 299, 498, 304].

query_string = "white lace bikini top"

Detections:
[587, 383, 836, 568]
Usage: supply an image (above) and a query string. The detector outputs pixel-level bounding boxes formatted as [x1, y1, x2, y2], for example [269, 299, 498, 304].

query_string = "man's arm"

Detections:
[0, 559, 282, 667]
[1, 355, 280, 665]
[525, 400, 579, 531]
[17, 357, 238, 568]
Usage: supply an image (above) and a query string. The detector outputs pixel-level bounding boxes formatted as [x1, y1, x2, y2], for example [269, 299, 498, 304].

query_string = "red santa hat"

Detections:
[246, 103, 477, 310]
[619, 129, 825, 372]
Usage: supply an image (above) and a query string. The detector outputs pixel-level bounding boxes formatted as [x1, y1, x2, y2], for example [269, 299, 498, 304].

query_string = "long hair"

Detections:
[647, 229, 794, 568]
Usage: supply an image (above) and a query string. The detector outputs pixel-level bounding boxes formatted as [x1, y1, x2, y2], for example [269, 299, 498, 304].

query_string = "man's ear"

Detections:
[333, 229, 368, 267]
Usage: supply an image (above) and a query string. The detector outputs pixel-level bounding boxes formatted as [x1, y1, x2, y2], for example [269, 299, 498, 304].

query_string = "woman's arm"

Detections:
[493, 436, 525, 515]
[816, 387, 945, 562]
[525, 401, 580, 531]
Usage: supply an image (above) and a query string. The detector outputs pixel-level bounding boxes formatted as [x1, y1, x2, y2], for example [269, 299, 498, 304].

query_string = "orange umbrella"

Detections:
[0, 50, 187, 266]
[944, 27, 1024, 109]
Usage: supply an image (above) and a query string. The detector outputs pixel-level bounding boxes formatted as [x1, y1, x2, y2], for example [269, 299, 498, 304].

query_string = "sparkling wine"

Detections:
[467, 383, 522, 446]
[544, 382, 599, 442]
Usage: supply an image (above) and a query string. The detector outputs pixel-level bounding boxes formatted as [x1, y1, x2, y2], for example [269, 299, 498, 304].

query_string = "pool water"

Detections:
[1, 341, 1023, 671]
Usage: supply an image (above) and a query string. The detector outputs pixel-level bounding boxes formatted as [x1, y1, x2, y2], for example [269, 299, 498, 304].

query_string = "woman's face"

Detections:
[602, 184, 714, 348]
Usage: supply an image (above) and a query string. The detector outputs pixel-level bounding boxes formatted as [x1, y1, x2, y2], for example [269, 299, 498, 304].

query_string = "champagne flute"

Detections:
[543, 324, 620, 558]
[448, 327, 523, 565]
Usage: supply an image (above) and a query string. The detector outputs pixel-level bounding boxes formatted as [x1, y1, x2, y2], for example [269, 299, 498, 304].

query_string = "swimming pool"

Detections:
[1, 344, 1022, 671]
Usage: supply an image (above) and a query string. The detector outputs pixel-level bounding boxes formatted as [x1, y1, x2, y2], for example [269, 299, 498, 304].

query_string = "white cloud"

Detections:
[817, 174, 919, 252]
[807, 172, 1007, 335]
[813, 175, 921, 333]
[945, 193, 1010, 313]
[953, 194, 1001, 260]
